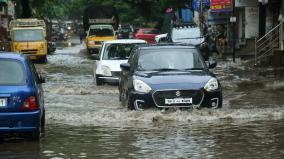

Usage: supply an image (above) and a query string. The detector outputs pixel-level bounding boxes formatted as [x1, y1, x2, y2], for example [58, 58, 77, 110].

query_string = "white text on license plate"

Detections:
[165, 98, 192, 105]
[0, 98, 7, 107]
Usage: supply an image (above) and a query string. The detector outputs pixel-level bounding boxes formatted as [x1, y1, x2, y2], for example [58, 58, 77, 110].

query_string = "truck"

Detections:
[9, 18, 48, 62]
[83, 5, 119, 54]
[83, 5, 119, 31]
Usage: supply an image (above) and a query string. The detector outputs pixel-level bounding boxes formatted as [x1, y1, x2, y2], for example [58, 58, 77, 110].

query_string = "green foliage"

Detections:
[27, 0, 191, 23]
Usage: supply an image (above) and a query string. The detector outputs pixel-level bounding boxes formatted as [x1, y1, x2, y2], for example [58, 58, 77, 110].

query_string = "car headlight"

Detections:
[204, 78, 219, 92]
[133, 79, 152, 93]
[101, 65, 112, 76]
[88, 41, 95, 45]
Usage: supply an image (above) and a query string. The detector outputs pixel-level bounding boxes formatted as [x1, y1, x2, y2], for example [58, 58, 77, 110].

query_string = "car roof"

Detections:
[0, 52, 27, 61]
[104, 39, 147, 44]
[138, 43, 197, 50]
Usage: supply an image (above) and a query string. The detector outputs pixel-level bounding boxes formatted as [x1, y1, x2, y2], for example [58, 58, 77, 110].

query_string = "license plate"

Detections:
[165, 98, 192, 105]
[0, 98, 7, 107]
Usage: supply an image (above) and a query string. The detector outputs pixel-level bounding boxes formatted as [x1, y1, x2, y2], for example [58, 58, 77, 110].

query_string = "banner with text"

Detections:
[210, 0, 233, 12]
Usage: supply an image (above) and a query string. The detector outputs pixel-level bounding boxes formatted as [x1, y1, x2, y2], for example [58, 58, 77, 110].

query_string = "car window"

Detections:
[137, 48, 205, 71]
[14, 29, 44, 42]
[0, 59, 26, 85]
[28, 59, 40, 84]
[89, 28, 114, 36]
[103, 43, 137, 60]
[143, 29, 159, 34]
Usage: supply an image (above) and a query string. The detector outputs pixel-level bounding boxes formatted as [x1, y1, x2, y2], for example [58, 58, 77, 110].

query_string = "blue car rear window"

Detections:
[0, 59, 26, 85]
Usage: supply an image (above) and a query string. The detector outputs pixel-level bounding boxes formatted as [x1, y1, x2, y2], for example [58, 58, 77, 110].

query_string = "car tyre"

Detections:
[96, 75, 104, 86]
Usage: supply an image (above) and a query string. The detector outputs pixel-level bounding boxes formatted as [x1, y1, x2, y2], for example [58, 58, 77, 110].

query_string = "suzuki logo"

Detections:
[176, 91, 181, 97]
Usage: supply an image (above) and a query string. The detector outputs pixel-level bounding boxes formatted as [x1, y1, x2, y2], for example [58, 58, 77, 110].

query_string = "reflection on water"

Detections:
[1, 42, 284, 159]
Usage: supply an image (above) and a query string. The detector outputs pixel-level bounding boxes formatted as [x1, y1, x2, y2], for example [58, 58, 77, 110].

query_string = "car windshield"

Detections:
[172, 28, 202, 40]
[0, 59, 26, 85]
[89, 27, 114, 36]
[137, 49, 205, 71]
[103, 43, 137, 60]
[143, 29, 159, 34]
[14, 29, 44, 42]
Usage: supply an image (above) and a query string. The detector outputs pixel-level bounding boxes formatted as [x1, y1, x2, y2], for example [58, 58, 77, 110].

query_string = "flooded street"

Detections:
[1, 37, 284, 159]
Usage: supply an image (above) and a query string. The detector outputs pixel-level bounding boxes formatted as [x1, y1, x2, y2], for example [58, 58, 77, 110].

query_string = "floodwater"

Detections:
[1, 37, 284, 159]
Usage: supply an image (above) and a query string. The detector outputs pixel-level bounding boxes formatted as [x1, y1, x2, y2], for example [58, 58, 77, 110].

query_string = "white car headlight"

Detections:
[101, 65, 112, 76]
[204, 78, 219, 92]
[133, 79, 152, 93]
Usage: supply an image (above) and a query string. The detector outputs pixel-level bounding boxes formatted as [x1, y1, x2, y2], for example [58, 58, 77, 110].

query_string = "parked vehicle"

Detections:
[93, 39, 146, 85]
[169, 26, 204, 45]
[155, 33, 168, 43]
[83, 5, 119, 31]
[135, 28, 159, 43]
[9, 19, 48, 63]
[119, 44, 222, 110]
[118, 24, 134, 39]
[168, 25, 210, 59]
[86, 24, 117, 54]
[0, 53, 45, 140]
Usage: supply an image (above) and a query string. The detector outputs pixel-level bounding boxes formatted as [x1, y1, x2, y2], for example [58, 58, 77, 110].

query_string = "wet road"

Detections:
[1, 38, 284, 159]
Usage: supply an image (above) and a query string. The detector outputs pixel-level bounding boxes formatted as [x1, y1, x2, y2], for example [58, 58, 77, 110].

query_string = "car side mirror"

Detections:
[120, 63, 130, 71]
[91, 54, 100, 60]
[207, 59, 217, 69]
[38, 75, 46, 83]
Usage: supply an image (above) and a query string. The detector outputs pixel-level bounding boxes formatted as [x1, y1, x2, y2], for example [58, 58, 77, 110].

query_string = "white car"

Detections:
[94, 39, 147, 85]
[155, 33, 167, 43]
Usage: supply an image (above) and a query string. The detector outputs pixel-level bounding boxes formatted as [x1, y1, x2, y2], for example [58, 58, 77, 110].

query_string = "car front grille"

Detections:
[111, 71, 120, 78]
[153, 89, 204, 107]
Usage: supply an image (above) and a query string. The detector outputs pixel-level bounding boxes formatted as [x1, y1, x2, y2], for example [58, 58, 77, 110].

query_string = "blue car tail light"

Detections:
[19, 96, 38, 111]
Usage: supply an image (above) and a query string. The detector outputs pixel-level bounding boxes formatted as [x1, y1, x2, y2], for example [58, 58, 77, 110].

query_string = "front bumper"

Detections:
[97, 73, 120, 83]
[128, 89, 222, 110]
[0, 110, 41, 133]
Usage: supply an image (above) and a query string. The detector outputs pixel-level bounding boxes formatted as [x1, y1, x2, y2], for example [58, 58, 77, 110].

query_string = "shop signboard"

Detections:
[235, 0, 258, 7]
[192, 0, 210, 12]
[210, 0, 232, 12]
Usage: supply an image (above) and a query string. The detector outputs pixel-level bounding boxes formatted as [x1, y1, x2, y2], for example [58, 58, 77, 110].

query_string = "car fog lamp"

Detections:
[133, 80, 152, 93]
[204, 78, 219, 92]
[102, 65, 112, 76]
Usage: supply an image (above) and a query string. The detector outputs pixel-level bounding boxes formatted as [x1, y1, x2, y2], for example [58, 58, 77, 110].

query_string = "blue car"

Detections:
[0, 53, 45, 140]
[119, 44, 222, 110]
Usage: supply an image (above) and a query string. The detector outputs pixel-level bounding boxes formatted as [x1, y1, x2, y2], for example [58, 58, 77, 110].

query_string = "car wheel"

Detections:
[96, 75, 103, 86]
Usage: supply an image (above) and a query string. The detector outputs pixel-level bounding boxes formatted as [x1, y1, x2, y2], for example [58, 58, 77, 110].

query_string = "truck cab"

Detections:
[86, 24, 117, 54]
[9, 19, 48, 62]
